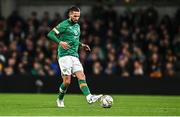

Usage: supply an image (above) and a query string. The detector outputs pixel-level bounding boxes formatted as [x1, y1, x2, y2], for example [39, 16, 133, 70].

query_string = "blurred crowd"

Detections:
[0, 5, 180, 78]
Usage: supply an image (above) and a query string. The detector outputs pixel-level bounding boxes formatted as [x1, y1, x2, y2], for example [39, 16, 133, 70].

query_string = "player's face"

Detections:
[69, 11, 80, 23]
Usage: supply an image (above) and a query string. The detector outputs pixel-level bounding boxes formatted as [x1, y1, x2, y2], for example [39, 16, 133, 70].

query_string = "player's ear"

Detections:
[68, 11, 72, 17]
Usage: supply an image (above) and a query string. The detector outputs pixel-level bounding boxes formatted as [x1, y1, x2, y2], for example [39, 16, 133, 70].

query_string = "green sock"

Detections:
[58, 83, 68, 100]
[78, 79, 91, 96]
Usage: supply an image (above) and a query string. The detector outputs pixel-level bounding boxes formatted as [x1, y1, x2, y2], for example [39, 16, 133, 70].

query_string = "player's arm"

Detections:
[79, 42, 91, 51]
[47, 26, 70, 49]
[47, 27, 60, 44]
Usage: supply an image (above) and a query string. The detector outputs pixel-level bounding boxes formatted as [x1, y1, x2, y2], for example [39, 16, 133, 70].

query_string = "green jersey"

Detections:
[47, 19, 80, 58]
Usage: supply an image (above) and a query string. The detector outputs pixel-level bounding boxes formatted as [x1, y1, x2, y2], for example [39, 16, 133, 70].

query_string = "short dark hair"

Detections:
[68, 6, 80, 13]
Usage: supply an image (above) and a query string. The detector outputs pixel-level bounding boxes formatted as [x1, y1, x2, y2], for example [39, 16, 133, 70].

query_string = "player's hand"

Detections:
[81, 43, 91, 52]
[59, 41, 70, 49]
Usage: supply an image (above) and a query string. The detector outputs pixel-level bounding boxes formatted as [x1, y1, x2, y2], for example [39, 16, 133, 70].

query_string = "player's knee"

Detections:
[62, 76, 71, 86]
[79, 73, 86, 80]
[75, 71, 86, 80]
[64, 79, 71, 86]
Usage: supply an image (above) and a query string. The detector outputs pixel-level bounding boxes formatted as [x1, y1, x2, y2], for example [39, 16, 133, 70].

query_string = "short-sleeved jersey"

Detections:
[55, 19, 80, 58]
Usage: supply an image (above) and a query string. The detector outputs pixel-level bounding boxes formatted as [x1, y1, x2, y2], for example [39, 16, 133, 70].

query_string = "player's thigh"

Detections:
[58, 56, 73, 76]
[71, 56, 84, 74]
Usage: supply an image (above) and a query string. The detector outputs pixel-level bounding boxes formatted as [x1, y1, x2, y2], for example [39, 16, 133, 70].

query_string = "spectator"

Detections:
[4, 57, 17, 76]
[92, 61, 103, 75]
[105, 52, 117, 75]
[148, 53, 162, 78]
[133, 60, 144, 76]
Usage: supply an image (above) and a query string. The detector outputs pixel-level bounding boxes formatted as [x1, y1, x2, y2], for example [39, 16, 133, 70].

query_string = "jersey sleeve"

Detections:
[47, 22, 66, 44]
[55, 22, 67, 33]
[47, 30, 60, 44]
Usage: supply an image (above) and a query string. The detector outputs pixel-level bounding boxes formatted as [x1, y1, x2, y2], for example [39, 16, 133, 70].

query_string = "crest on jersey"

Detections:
[74, 30, 78, 36]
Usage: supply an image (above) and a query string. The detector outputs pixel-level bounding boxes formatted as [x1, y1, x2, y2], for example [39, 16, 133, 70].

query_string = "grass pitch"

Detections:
[0, 94, 179, 116]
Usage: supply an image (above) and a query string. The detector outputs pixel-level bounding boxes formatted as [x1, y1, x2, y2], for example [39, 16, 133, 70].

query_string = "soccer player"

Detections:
[47, 6, 102, 108]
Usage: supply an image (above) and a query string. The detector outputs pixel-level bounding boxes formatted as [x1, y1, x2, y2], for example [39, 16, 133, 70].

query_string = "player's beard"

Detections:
[72, 19, 78, 23]
[70, 17, 78, 23]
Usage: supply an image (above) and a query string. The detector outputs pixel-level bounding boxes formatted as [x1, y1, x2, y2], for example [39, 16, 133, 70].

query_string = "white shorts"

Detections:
[58, 56, 83, 76]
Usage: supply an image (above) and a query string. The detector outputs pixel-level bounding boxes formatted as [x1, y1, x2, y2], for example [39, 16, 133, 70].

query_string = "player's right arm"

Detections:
[47, 27, 61, 44]
[47, 22, 70, 49]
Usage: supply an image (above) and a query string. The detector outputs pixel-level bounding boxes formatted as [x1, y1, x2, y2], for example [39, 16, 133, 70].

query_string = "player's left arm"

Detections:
[79, 42, 91, 52]
[78, 24, 91, 51]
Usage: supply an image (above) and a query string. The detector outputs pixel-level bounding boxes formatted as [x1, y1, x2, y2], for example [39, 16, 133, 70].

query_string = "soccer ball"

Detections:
[100, 95, 113, 108]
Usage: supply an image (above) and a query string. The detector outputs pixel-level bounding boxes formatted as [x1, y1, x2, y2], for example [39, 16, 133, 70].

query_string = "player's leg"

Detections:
[57, 75, 71, 107]
[75, 71, 102, 104]
[75, 71, 90, 96]
[57, 56, 73, 107]
[58, 76, 71, 100]
[72, 56, 102, 104]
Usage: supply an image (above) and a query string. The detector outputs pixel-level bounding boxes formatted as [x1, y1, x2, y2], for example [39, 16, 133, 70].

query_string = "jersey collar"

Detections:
[68, 19, 76, 25]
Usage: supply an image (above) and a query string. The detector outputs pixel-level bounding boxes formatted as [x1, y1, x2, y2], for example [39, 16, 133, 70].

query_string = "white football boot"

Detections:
[56, 99, 65, 108]
[87, 94, 103, 104]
